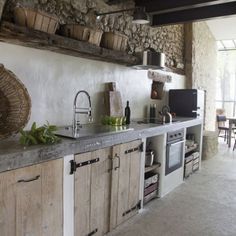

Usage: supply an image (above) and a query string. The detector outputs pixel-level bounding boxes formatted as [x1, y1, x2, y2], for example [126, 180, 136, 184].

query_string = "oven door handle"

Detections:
[167, 140, 185, 147]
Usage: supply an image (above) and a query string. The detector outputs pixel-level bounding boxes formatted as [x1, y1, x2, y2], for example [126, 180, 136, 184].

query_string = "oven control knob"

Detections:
[178, 133, 181, 136]
[170, 135, 173, 138]
[174, 134, 177, 137]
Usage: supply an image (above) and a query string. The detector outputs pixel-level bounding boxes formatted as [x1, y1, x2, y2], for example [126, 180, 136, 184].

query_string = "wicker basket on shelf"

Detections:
[101, 32, 128, 51]
[14, 6, 59, 34]
[0, 64, 31, 140]
[61, 24, 103, 46]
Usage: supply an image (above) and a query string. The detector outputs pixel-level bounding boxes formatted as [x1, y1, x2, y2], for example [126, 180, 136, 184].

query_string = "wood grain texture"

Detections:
[41, 159, 63, 236]
[90, 148, 112, 236]
[74, 152, 92, 236]
[0, 21, 140, 66]
[117, 142, 131, 225]
[111, 140, 142, 228]
[128, 140, 142, 218]
[0, 170, 16, 236]
[15, 164, 42, 236]
[0, 159, 63, 236]
[109, 144, 120, 230]
[104, 91, 123, 117]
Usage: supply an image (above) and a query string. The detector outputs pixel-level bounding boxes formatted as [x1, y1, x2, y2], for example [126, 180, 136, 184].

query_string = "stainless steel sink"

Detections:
[135, 118, 180, 125]
[55, 123, 134, 139]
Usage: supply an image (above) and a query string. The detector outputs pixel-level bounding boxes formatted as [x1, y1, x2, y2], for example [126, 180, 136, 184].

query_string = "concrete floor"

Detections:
[109, 141, 236, 236]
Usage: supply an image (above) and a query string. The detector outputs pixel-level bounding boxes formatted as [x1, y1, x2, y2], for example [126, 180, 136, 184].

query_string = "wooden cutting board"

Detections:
[104, 83, 123, 117]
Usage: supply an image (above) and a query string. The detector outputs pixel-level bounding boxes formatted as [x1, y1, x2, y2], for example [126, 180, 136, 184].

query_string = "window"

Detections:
[216, 50, 236, 117]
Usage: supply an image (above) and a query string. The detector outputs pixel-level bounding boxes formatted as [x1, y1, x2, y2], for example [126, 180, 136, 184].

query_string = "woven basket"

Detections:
[101, 32, 128, 51]
[0, 64, 31, 140]
[61, 24, 103, 46]
[14, 6, 59, 34]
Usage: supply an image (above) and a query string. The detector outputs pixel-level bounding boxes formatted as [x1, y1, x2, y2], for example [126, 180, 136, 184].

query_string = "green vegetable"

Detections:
[19, 121, 60, 146]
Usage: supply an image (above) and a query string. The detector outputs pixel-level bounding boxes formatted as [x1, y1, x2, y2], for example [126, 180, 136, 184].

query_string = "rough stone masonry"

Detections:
[3, 0, 185, 70]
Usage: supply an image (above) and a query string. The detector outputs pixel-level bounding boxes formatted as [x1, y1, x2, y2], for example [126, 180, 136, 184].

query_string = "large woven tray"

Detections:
[0, 64, 31, 139]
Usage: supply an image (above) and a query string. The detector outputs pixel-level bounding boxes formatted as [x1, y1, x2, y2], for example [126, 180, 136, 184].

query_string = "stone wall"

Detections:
[3, 0, 185, 70]
[185, 22, 217, 131]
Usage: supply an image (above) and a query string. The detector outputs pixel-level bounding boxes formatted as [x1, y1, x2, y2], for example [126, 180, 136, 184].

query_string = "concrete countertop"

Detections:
[0, 117, 202, 173]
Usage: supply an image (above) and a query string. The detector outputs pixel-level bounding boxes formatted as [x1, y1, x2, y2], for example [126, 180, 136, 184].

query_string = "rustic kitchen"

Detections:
[0, 0, 221, 236]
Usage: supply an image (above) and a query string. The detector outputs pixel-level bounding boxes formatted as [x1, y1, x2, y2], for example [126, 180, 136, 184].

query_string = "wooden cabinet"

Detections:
[110, 140, 142, 230]
[74, 148, 112, 236]
[73, 140, 143, 235]
[0, 159, 63, 236]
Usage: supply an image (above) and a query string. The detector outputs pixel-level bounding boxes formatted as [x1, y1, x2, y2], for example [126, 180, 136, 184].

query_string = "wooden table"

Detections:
[227, 117, 236, 148]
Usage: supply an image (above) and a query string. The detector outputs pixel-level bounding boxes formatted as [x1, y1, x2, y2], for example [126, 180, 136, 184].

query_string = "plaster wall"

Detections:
[0, 42, 185, 129]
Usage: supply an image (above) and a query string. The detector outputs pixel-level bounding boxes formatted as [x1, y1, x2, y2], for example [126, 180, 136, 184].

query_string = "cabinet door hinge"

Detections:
[87, 228, 98, 236]
[70, 158, 100, 175]
[122, 200, 141, 217]
[124, 142, 144, 154]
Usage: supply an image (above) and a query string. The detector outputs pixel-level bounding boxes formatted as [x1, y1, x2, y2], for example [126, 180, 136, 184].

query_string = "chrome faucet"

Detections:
[73, 90, 92, 135]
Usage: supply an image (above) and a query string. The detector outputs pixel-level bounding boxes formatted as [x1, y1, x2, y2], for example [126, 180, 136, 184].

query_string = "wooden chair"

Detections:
[216, 115, 229, 143]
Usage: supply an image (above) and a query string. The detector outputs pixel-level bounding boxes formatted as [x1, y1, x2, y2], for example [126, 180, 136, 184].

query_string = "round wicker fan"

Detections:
[0, 64, 31, 139]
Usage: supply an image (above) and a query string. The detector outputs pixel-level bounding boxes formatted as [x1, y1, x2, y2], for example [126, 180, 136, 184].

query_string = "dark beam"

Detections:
[151, 1, 236, 26]
[135, 0, 236, 13]
[107, 0, 131, 5]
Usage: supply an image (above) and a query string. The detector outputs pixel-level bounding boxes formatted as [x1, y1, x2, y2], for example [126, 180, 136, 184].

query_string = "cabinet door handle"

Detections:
[115, 154, 120, 171]
[17, 175, 40, 183]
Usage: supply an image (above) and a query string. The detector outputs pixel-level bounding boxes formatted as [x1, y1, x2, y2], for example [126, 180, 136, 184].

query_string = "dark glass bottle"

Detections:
[125, 101, 131, 125]
[150, 104, 156, 123]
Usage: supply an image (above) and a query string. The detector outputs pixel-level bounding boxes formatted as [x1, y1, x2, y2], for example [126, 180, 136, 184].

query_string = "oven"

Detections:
[166, 129, 185, 176]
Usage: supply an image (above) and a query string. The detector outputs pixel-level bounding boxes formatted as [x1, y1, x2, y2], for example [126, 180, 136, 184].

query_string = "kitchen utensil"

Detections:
[145, 150, 154, 167]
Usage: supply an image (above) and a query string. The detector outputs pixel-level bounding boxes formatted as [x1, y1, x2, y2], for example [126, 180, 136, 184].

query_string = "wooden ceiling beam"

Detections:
[135, 0, 236, 13]
[151, 1, 236, 26]
[106, 0, 131, 5]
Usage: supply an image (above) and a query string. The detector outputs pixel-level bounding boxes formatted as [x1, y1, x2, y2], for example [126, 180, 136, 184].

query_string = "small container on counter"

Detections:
[149, 104, 156, 123]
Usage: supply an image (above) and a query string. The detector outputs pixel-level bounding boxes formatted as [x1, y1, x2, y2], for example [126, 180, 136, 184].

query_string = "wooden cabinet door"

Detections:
[110, 140, 142, 229]
[0, 169, 16, 236]
[15, 164, 42, 236]
[0, 159, 63, 236]
[74, 152, 92, 236]
[90, 148, 112, 236]
[74, 148, 112, 236]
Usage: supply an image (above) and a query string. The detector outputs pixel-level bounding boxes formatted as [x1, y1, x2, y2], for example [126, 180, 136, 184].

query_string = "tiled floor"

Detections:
[108, 140, 236, 236]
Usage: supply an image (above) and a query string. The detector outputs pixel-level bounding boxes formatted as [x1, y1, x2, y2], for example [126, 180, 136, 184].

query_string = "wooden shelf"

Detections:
[145, 162, 161, 173]
[0, 21, 140, 66]
[0, 21, 185, 75]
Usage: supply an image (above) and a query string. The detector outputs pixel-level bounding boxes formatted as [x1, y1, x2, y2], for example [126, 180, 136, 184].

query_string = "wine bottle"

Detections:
[125, 101, 131, 125]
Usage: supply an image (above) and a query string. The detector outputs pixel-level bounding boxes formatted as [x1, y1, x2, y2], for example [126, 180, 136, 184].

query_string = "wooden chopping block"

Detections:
[104, 83, 123, 117]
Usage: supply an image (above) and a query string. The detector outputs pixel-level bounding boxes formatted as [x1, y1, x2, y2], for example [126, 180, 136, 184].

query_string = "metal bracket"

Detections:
[122, 200, 141, 217]
[70, 158, 100, 175]
[125, 142, 144, 154]
[87, 228, 98, 236]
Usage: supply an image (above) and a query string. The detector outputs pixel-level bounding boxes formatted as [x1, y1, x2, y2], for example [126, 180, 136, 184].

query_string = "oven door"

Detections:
[165, 139, 185, 176]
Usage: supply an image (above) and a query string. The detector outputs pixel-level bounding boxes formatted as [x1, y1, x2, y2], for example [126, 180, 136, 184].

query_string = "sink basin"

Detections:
[55, 123, 134, 139]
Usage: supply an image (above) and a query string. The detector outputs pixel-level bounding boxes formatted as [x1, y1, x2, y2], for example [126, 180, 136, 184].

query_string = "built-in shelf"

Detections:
[185, 144, 198, 155]
[145, 162, 161, 173]
[0, 21, 185, 75]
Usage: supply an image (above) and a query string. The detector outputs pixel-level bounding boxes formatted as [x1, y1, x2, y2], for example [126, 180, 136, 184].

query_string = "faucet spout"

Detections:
[73, 90, 92, 136]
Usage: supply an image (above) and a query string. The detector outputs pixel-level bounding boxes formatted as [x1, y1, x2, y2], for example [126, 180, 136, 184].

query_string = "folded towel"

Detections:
[148, 69, 172, 83]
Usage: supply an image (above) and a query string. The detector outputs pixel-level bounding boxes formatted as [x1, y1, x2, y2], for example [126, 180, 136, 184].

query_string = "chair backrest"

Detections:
[217, 115, 227, 122]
